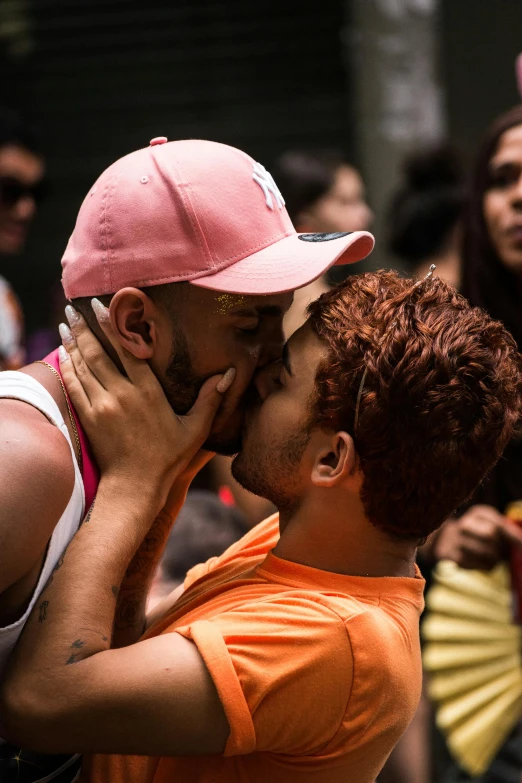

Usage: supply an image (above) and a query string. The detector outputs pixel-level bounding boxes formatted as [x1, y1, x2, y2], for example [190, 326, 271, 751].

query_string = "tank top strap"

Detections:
[42, 349, 99, 512]
[0, 369, 85, 687]
[0, 370, 73, 449]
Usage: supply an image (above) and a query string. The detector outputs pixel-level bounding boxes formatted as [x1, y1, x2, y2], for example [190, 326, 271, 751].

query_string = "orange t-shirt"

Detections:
[84, 514, 425, 783]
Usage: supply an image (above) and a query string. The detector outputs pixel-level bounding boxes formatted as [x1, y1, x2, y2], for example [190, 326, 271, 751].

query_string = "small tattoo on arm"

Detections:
[38, 600, 49, 623]
[83, 499, 96, 524]
[66, 638, 86, 665]
[125, 555, 149, 577]
[41, 553, 65, 592]
[115, 594, 143, 630]
[111, 585, 118, 598]
[64, 631, 109, 665]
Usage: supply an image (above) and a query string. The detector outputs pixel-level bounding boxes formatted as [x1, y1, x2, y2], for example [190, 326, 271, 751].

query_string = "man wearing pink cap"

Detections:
[0, 137, 372, 781]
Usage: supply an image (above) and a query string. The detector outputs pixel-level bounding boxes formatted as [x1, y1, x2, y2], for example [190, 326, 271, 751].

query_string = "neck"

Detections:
[417, 244, 461, 289]
[274, 493, 417, 578]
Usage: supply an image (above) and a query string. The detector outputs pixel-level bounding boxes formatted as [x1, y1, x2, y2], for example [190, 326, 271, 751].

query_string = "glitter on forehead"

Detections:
[215, 293, 249, 315]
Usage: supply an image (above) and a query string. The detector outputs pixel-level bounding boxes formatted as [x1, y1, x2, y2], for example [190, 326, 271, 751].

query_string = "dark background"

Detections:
[1, 0, 522, 332]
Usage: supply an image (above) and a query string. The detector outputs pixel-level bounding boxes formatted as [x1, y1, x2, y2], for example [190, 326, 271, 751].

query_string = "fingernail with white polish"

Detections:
[65, 305, 80, 327]
[59, 322, 75, 346]
[217, 367, 236, 394]
[58, 345, 70, 363]
[91, 298, 109, 322]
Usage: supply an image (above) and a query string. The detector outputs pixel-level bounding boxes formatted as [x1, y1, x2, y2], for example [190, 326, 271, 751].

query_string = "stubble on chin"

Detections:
[231, 425, 311, 514]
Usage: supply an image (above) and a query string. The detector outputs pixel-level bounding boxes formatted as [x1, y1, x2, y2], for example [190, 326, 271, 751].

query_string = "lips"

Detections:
[2, 222, 27, 241]
[506, 225, 522, 243]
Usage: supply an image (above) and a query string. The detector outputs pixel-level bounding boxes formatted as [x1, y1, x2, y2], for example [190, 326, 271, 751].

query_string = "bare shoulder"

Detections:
[0, 399, 75, 593]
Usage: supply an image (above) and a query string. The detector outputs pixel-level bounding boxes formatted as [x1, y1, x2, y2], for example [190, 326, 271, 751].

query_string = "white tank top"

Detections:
[0, 371, 85, 679]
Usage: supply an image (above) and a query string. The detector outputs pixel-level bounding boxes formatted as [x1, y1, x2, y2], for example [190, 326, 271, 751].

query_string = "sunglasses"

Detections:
[0, 176, 47, 208]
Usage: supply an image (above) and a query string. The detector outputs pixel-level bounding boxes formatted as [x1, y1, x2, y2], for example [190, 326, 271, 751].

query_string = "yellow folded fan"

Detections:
[422, 560, 522, 777]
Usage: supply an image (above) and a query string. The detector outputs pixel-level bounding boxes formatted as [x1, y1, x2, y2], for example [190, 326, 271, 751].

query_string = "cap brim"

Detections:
[190, 231, 375, 295]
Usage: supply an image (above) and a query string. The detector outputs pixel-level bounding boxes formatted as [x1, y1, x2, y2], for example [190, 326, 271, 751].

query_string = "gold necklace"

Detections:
[35, 361, 83, 474]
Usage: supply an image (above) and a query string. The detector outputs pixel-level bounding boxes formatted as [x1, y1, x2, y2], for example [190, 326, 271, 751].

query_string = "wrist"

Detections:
[96, 476, 162, 524]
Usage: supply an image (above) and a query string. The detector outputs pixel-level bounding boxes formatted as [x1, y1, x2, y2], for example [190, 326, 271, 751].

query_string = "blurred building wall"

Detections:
[441, 0, 522, 155]
[0, 0, 354, 333]
[347, 0, 444, 270]
[1, 0, 521, 334]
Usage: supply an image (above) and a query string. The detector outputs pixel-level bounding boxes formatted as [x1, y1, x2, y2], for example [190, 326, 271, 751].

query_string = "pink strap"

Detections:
[42, 349, 99, 513]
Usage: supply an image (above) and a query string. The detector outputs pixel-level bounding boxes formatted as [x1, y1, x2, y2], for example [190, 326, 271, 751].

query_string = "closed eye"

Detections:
[274, 361, 285, 387]
[238, 324, 260, 335]
[488, 163, 521, 189]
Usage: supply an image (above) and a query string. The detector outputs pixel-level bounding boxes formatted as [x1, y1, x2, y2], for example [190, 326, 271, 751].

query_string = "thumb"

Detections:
[182, 368, 236, 441]
[500, 518, 522, 548]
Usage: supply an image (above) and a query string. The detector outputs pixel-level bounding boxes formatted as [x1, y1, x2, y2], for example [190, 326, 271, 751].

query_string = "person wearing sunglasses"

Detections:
[0, 108, 46, 370]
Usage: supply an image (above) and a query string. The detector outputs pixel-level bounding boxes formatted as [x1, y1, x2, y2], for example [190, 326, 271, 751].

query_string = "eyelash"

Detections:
[275, 365, 285, 387]
[238, 324, 260, 335]
[489, 169, 521, 189]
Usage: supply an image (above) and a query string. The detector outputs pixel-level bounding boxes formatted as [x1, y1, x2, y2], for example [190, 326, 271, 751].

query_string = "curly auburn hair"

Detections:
[307, 270, 522, 542]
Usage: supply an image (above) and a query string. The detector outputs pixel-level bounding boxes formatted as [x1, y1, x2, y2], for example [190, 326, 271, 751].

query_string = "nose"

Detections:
[254, 360, 282, 402]
[256, 326, 285, 371]
[14, 195, 36, 221]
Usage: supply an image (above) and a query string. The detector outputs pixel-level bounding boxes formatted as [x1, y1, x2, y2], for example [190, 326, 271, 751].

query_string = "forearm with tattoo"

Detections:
[112, 508, 175, 648]
[2, 480, 157, 706]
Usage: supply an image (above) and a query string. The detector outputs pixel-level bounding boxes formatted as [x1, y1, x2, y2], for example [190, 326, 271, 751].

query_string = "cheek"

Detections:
[313, 199, 335, 226]
[255, 396, 297, 441]
[227, 348, 261, 402]
[192, 336, 259, 380]
[483, 193, 505, 237]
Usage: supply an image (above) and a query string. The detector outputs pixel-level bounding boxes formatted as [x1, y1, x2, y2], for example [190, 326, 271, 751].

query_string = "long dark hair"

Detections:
[388, 144, 464, 271]
[461, 105, 522, 349]
[271, 149, 348, 226]
[460, 106, 522, 512]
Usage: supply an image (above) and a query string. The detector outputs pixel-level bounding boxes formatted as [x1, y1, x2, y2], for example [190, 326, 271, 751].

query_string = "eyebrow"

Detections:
[489, 159, 520, 171]
[282, 342, 293, 376]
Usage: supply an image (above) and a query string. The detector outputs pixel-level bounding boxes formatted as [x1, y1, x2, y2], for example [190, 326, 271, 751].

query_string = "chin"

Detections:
[0, 237, 24, 255]
[503, 251, 522, 273]
[230, 451, 262, 496]
[204, 407, 247, 456]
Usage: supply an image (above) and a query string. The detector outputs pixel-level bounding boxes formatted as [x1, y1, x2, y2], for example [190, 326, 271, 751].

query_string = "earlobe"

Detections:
[311, 432, 357, 488]
[110, 288, 156, 360]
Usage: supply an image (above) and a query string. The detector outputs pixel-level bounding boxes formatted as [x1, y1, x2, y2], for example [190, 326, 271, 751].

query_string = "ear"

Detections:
[109, 287, 163, 360]
[311, 432, 357, 488]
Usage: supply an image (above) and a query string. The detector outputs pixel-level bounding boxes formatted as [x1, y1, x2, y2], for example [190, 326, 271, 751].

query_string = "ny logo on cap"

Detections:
[252, 162, 285, 211]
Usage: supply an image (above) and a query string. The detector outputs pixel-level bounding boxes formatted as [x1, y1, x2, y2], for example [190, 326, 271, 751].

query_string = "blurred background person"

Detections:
[425, 104, 522, 783]
[272, 149, 373, 336]
[387, 144, 465, 287]
[148, 491, 248, 607]
[0, 108, 45, 370]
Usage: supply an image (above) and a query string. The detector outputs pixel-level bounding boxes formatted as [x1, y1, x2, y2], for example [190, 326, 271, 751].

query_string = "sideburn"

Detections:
[163, 325, 202, 415]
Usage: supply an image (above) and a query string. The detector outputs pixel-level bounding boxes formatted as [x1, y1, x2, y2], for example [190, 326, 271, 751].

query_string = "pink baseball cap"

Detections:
[61, 138, 374, 299]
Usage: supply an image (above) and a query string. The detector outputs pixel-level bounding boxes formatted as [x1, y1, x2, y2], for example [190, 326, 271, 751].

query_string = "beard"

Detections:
[162, 327, 243, 455]
[231, 418, 311, 516]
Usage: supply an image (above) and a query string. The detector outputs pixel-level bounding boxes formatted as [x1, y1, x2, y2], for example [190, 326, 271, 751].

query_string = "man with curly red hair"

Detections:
[3, 271, 522, 783]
